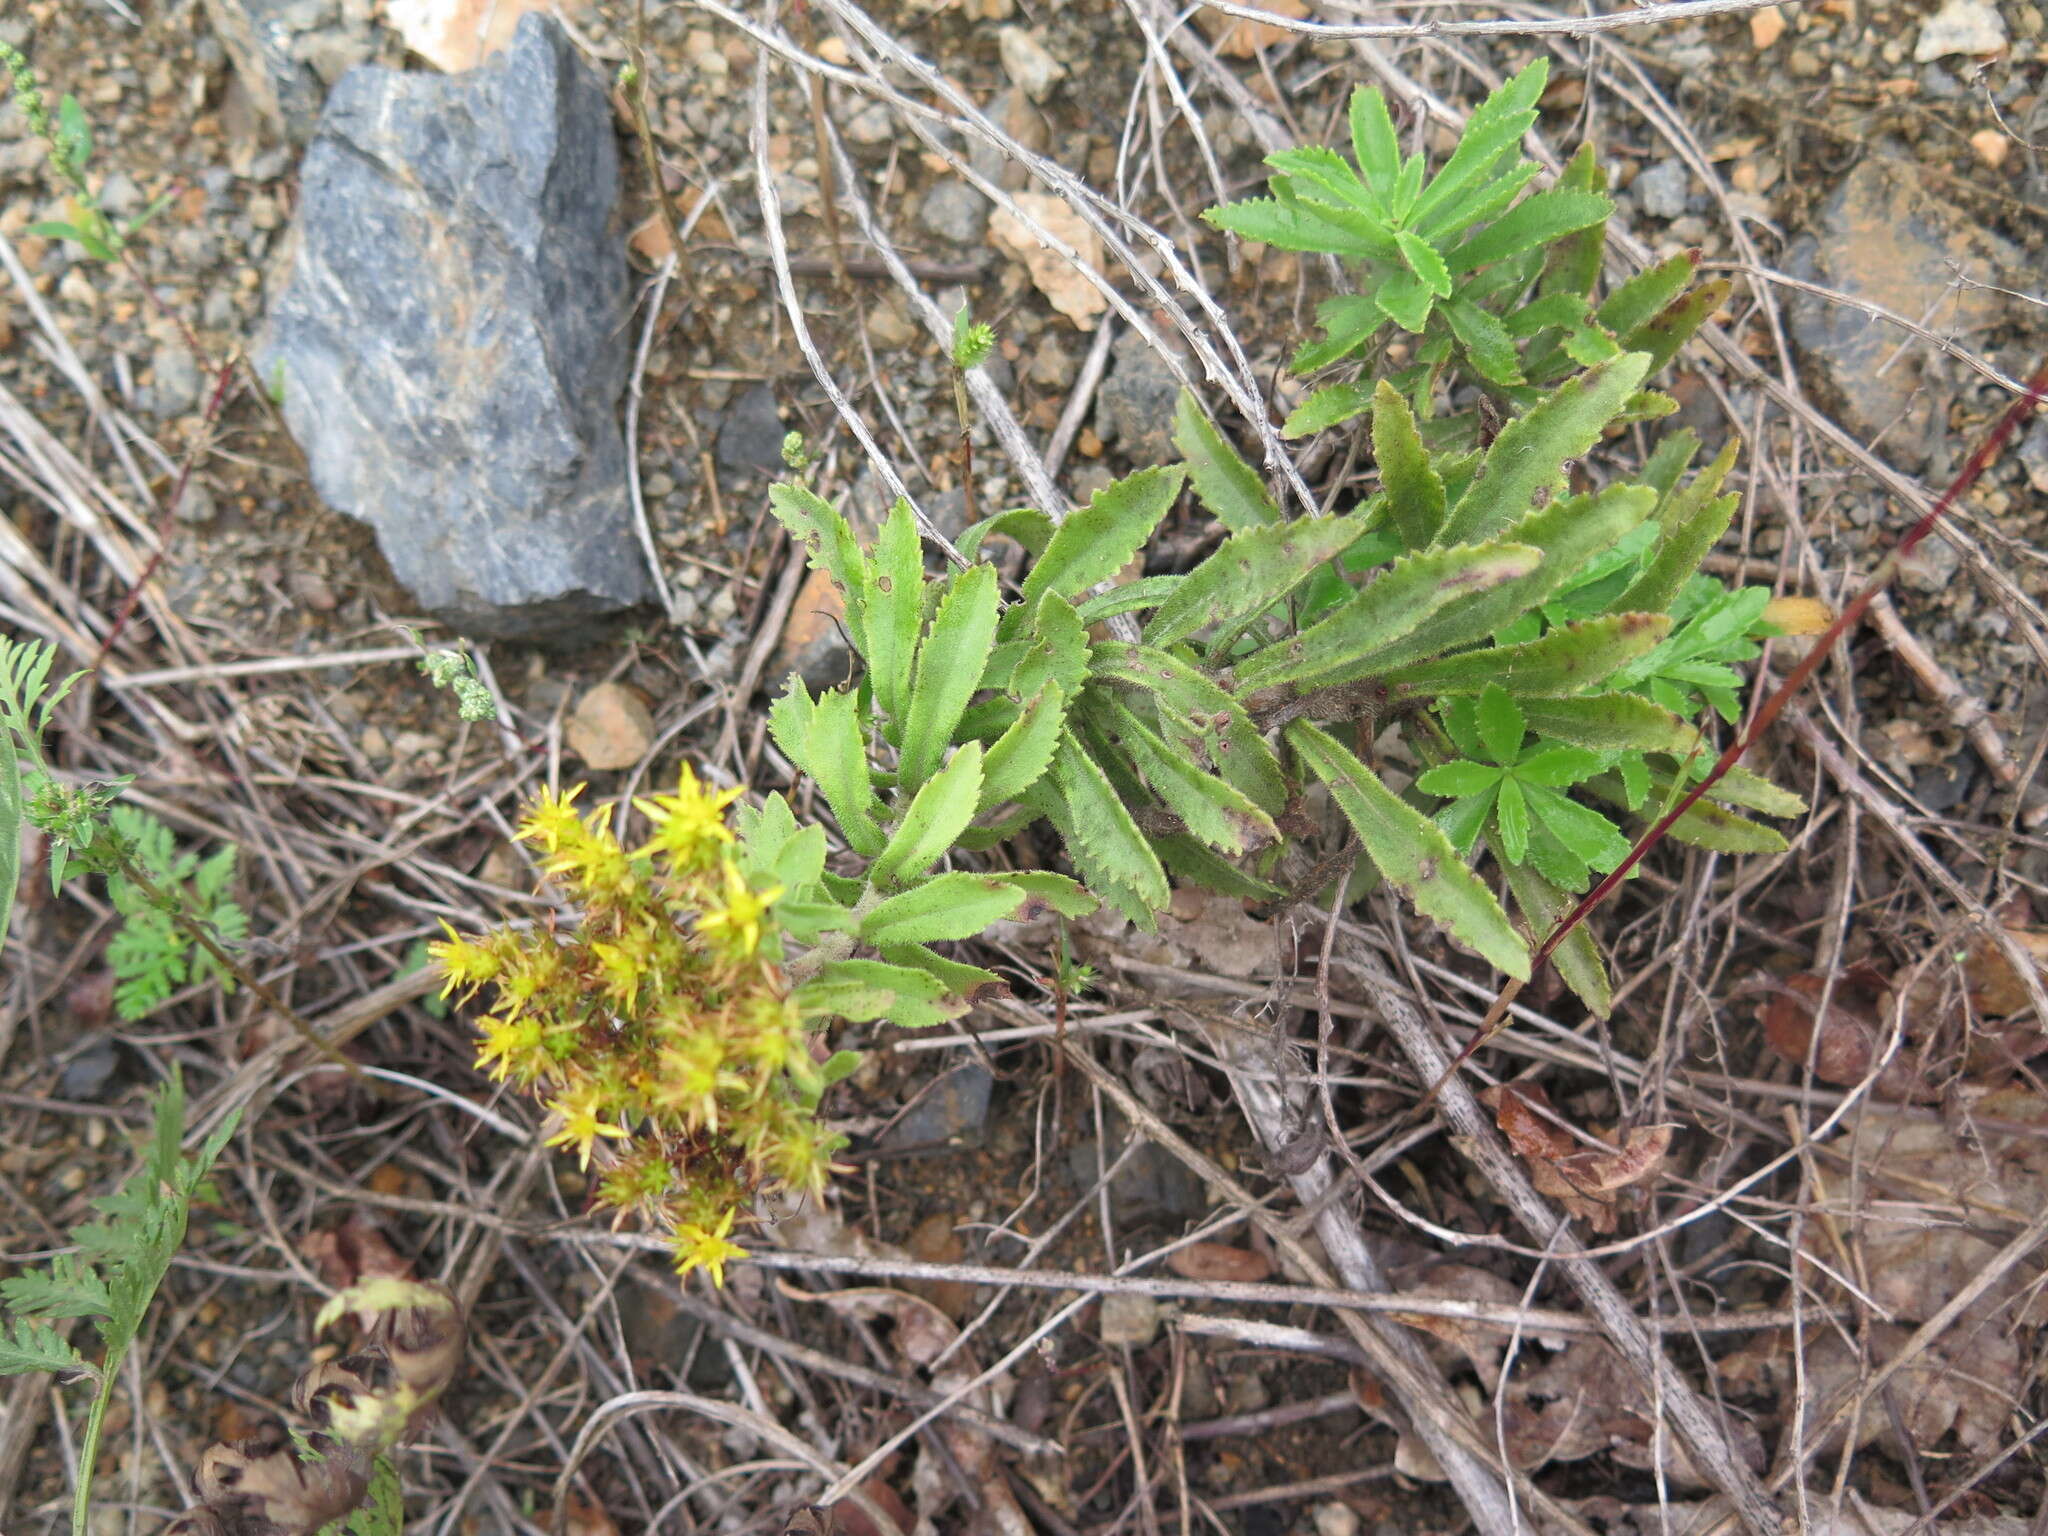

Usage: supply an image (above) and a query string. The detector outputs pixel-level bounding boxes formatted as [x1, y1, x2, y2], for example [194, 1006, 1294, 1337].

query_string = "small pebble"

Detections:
[1313, 1504, 1361, 1536]
[1098, 1293, 1161, 1348]
[1914, 0, 2008, 59]
[997, 26, 1065, 103]
[1750, 3, 1787, 45]
[566, 682, 654, 770]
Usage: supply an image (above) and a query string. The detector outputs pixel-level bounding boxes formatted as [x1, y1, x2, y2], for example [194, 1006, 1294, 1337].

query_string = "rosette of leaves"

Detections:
[764, 344, 1800, 1016]
[1204, 59, 1728, 446]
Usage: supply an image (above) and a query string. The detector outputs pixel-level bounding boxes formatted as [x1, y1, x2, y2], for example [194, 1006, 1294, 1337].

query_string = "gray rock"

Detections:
[997, 26, 1064, 104]
[919, 179, 987, 246]
[881, 1061, 994, 1150]
[148, 342, 204, 417]
[1066, 1112, 1206, 1225]
[58, 1038, 122, 1101]
[2020, 421, 2048, 494]
[1784, 158, 2019, 471]
[201, 0, 376, 144]
[716, 383, 788, 479]
[1632, 159, 1690, 220]
[261, 15, 652, 643]
[1094, 330, 1185, 467]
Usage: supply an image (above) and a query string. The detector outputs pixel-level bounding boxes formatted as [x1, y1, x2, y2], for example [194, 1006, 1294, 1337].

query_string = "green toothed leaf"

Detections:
[900, 563, 1000, 793]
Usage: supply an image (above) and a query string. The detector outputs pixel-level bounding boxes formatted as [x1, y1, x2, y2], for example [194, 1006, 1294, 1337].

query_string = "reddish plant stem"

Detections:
[90, 355, 238, 671]
[1437, 361, 2048, 1087]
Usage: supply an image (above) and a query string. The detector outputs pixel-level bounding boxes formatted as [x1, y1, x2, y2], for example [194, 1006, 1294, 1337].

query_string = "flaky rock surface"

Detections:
[262, 12, 652, 641]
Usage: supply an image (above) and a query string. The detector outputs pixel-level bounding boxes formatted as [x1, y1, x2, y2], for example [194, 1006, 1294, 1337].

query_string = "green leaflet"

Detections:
[1396, 229, 1454, 298]
[1143, 510, 1371, 649]
[867, 498, 923, 727]
[1174, 391, 1280, 530]
[1021, 465, 1186, 611]
[1374, 269, 1436, 332]
[1371, 380, 1447, 550]
[1283, 381, 1376, 440]
[1540, 142, 1608, 301]
[1010, 591, 1089, 700]
[1349, 84, 1400, 194]
[1435, 352, 1654, 547]
[1082, 643, 1286, 810]
[768, 482, 869, 654]
[1595, 252, 1694, 338]
[1614, 439, 1741, 615]
[1076, 577, 1182, 626]
[1288, 721, 1529, 979]
[1700, 763, 1808, 818]
[870, 742, 983, 889]
[1002, 870, 1098, 919]
[801, 685, 886, 857]
[1442, 298, 1524, 388]
[1045, 728, 1170, 923]
[1499, 853, 1611, 1017]
[1640, 427, 1702, 511]
[1232, 542, 1542, 695]
[1360, 484, 1658, 675]
[1158, 833, 1286, 901]
[859, 873, 1029, 946]
[1383, 613, 1672, 699]
[793, 959, 960, 1031]
[1517, 693, 1701, 755]
[1103, 698, 1278, 856]
[878, 944, 1009, 1003]
[1584, 772, 1791, 855]
[1411, 59, 1548, 234]
[959, 507, 1054, 561]
[1624, 276, 1730, 377]
[1447, 189, 1611, 275]
[900, 563, 999, 793]
[980, 685, 1067, 810]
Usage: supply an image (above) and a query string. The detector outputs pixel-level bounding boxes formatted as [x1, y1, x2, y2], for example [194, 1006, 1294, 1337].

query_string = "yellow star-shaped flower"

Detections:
[673, 1209, 747, 1287]
[541, 1087, 629, 1170]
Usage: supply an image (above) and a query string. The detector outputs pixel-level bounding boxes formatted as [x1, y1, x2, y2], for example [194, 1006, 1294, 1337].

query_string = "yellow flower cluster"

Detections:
[432, 767, 842, 1283]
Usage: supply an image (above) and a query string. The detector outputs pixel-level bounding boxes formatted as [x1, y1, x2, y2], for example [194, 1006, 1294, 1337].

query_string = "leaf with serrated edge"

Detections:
[1384, 613, 1672, 699]
[981, 685, 1067, 810]
[1076, 577, 1181, 626]
[1436, 353, 1653, 547]
[1518, 693, 1701, 755]
[1448, 189, 1610, 274]
[1595, 252, 1694, 337]
[1289, 721, 1529, 978]
[768, 482, 869, 654]
[1233, 543, 1541, 695]
[879, 944, 1009, 1003]
[867, 499, 923, 725]
[900, 563, 999, 793]
[1500, 855, 1611, 1016]
[1022, 466, 1186, 611]
[871, 742, 982, 889]
[1410, 59, 1547, 230]
[1145, 512, 1370, 649]
[793, 959, 960, 1031]
[1371, 379, 1447, 549]
[1000, 871, 1098, 919]
[1174, 392, 1280, 531]
[1625, 278, 1729, 375]
[767, 678, 818, 781]
[805, 689, 886, 857]
[1107, 699, 1277, 856]
[959, 507, 1054, 562]
[859, 873, 1029, 946]
[1282, 382, 1375, 440]
[1395, 229, 1453, 298]
[1049, 728, 1170, 918]
[1361, 484, 1658, 675]
[1011, 591, 1089, 700]
[1349, 85, 1400, 192]
[1614, 441, 1741, 615]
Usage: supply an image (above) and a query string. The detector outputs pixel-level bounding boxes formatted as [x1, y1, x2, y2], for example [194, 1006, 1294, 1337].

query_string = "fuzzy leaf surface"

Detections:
[1289, 721, 1529, 978]
[980, 685, 1067, 810]
[866, 498, 923, 724]
[1144, 512, 1370, 649]
[1174, 392, 1280, 530]
[769, 483, 869, 653]
[1021, 467, 1186, 612]
[1436, 353, 1653, 547]
[871, 742, 983, 889]
[1233, 542, 1542, 694]
[1372, 379, 1447, 549]
[900, 563, 999, 792]
[1384, 613, 1671, 699]
[859, 873, 1029, 946]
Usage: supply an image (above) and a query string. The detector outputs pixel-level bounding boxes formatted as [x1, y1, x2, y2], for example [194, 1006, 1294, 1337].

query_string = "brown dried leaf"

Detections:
[1481, 1083, 1676, 1231]
[1165, 1242, 1272, 1283]
[1965, 926, 2048, 1017]
[1387, 1261, 1523, 1389]
[1759, 971, 1933, 1102]
[564, 1491, 620, 1536]
[302, 1215, 413, 1294]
